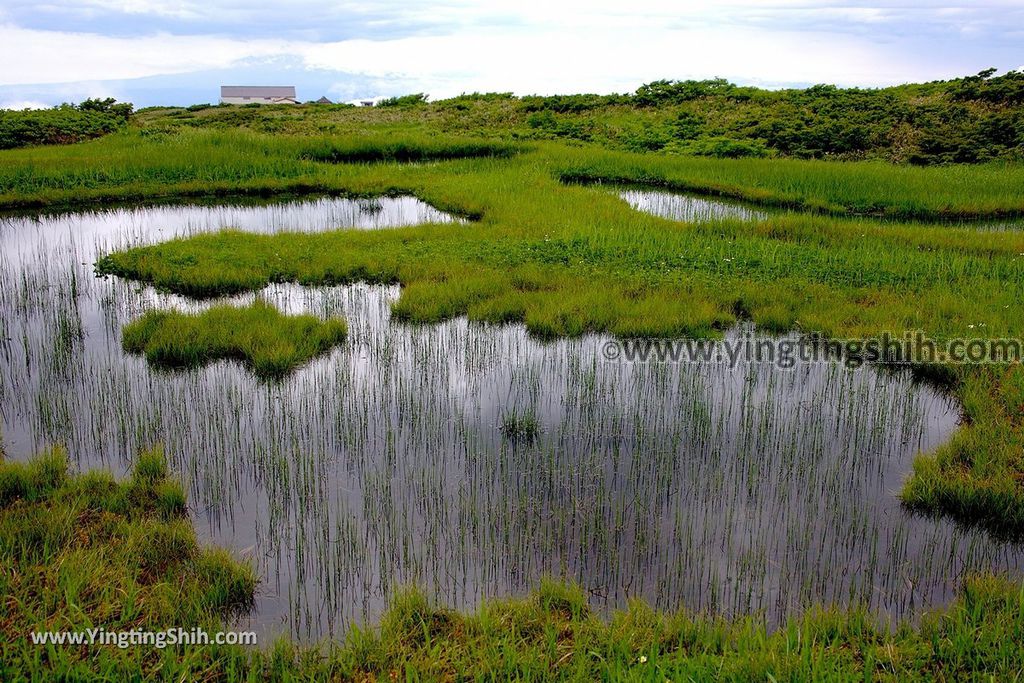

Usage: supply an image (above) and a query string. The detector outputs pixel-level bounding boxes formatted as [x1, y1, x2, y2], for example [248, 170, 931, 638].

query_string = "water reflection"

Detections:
[617, 186, 1024, 231]
[0, 194, 461, 262]
[620, 188, 770, 222]
[0, 195, 1021, 643]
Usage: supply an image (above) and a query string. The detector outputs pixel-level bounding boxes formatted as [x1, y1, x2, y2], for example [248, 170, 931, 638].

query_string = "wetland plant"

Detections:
[499, 409, 540, 443]
[122, 300, 347, 379]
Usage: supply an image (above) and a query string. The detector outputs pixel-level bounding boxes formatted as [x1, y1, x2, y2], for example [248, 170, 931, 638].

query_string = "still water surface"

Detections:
[618, 186, 1024, 230]
[1, 194, 1020, 641]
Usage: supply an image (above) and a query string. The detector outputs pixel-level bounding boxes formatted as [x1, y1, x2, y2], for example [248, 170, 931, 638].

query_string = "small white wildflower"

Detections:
[638, 655, 648, 664]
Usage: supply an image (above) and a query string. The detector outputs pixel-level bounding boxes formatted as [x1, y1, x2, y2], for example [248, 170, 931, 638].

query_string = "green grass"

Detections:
[5, 129, 1024, 218]
[91, 140, 1024, 340]
[4, 116, 1024, 676]
[499, 409, 540, 443]
[557, 148, 1024, 219]
[0, 448, 257, 680]
[298, 135, 521, 163]
[55, 128, 1024, 537]
[5, 450, 1024, 681]
[127, 72, 1024, 164]
[901, 365, 1024, 540]
[0, 129, 511, 213]
[295, 577, 1024, 680]
[121, 300, 348, 379]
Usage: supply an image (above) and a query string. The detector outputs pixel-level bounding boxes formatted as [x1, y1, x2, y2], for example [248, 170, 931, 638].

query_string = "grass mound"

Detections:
[499, 409, 540, 443]
[0, 447, 257, 679]
[122, 300, 348, 379]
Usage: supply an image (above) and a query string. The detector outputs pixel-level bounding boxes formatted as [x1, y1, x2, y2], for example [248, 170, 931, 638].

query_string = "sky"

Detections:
[1, 1, 1022, 108]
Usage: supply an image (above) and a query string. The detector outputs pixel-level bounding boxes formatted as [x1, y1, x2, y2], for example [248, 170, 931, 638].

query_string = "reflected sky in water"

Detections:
[0, 195, 1021, 642]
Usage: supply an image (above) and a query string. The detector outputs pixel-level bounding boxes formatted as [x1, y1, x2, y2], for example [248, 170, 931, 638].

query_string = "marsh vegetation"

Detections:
[3, 194, 1024, 650]
[2, 90, 1024, 678]
[6, 450, 1024, 680]
[128, 70, 1024, 164]
[122, 301, 348, 378]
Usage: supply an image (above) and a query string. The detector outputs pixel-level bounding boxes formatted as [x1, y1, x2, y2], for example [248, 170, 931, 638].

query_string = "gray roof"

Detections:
[220, 86, 296, 99]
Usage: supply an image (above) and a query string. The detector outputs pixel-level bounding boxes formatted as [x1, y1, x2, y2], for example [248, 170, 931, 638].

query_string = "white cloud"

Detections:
[299, 23, 952, 94]
[0, 22, 953, 95]
[1, 2, 1020, 97]
[0, 23, 290, 85]
[76, 0, 204, 19]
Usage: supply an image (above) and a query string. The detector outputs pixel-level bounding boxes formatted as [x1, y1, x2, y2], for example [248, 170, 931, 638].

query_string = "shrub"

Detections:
[377, 93, 429, 107]
[0, 98, 132, 149]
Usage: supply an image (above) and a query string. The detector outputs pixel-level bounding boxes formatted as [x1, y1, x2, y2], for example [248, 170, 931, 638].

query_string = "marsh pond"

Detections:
[2, 192, 1022, 640]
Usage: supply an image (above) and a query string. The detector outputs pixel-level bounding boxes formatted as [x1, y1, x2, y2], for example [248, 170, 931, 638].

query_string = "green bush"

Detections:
[377, 93, 429, 107]
[0, 98, 132, 149]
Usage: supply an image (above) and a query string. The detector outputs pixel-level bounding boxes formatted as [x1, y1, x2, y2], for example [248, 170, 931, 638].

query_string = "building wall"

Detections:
[220, 97, 297, 105]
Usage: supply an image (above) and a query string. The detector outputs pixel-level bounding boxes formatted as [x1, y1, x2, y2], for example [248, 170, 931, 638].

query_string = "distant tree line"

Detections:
[441, 69, 1024, 163]
[6, 70, 1024, 164]
[377, 93, 429, 107]
[0, 98, 133, 150]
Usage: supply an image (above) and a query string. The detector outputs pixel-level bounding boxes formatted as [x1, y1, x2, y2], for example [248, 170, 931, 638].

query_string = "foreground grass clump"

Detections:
[0, 447, 257, 679]
[902, 364, 1024, 539]
[316, 578, 1024, 680]
[499, 409, 540, 443]
[122, 300, 348, 379]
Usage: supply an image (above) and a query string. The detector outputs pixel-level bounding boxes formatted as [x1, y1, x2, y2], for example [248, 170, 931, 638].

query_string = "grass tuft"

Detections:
[121, 300, 348, 379]
[0, 448, 257, 678]
[499, 409, 541, 443]
[133, 445, 168, 484]
[0, 447, 68, 506]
